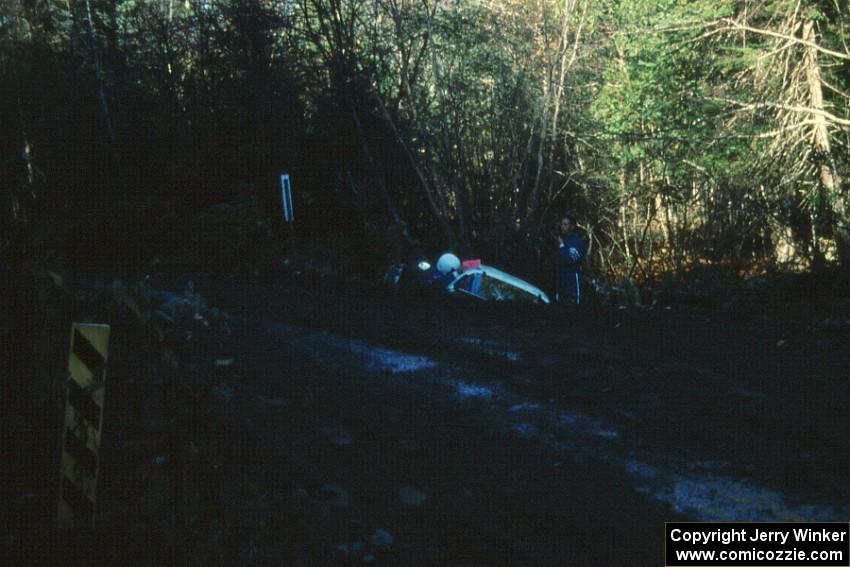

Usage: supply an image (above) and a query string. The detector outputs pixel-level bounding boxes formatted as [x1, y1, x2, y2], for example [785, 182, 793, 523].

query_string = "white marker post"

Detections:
[280, 173, 296, 264]
[280, 173, 294, 223]
[58, 323, 111, 529]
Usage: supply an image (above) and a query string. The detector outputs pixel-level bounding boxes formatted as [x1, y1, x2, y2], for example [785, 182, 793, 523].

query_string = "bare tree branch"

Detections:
[719, 18, 850, 61]
[710, 97, 850, 128]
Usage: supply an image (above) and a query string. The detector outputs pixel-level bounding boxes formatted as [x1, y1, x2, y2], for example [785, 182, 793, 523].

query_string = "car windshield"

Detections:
[453, 271, 541, 303]
[453, 272, 483, 298]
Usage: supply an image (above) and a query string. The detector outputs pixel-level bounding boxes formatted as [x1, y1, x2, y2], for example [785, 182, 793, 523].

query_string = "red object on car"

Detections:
[462, 259, 481, 271]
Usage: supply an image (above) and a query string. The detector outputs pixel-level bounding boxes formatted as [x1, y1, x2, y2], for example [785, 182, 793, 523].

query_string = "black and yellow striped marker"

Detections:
[57, 323, 110, 529]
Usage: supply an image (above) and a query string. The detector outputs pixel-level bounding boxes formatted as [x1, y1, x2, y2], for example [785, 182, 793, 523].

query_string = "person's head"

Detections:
[559, 214, 576, 236]
[436, 252, 461, 274]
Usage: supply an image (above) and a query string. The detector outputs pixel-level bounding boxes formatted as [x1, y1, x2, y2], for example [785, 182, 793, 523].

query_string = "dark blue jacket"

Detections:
[555, 231, 587, 304]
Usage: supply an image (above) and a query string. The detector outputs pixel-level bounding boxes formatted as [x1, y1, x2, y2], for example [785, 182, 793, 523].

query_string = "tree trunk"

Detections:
[802, 20, 848, 267]
[84, 0, 126, 196]
[84, 0, 115, 146]
[619, 172, 631, 262]
[349, 102, 418, 250]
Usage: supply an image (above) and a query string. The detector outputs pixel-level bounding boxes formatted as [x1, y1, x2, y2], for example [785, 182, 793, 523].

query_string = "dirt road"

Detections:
[185, 275, 848, 565]
[5, 272, 847, 566]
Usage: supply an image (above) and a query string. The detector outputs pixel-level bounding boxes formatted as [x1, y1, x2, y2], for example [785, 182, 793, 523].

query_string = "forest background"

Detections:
[3, 0, 850, 286]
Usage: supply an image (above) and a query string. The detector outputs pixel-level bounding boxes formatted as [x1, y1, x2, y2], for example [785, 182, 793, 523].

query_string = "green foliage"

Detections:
[2, 0, 849, 277]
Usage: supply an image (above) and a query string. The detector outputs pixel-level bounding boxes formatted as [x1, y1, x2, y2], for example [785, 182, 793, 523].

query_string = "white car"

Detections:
[447, 264, 550, 304]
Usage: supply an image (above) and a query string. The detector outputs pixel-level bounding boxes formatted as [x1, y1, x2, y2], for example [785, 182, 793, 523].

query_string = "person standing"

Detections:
[555, 214, 587, 305]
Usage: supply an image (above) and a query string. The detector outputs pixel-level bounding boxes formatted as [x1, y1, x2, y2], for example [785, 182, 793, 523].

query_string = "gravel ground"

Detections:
[3, 270, 848, 565]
